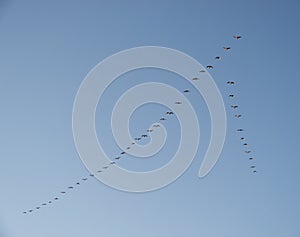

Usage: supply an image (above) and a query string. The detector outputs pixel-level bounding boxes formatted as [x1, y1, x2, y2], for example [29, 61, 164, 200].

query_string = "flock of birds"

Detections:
[22, 35, 256, 215]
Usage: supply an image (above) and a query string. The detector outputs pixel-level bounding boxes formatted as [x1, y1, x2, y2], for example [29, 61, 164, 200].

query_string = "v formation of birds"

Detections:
[23, 35, 256, 215]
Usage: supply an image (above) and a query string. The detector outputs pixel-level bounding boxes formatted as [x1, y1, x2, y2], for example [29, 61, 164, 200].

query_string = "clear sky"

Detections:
[0, 0, 299, 236]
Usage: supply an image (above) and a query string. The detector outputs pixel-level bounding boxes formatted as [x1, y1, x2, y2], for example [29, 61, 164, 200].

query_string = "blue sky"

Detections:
[0, 0, 299, 236]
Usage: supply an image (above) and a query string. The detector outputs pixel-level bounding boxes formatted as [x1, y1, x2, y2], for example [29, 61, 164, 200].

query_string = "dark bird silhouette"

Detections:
[192, 77, 200, 80]
[243, 143, 248, 146]
[61, 191, 66, 194]
[166, 111, 174, 115]
[235, 114, 242, 118]
[184, 89, 190, 93]
[245, 150, 251, 154]
[175, 101, 182, 104]
[76, 182, 80, 185]
[215, 56, 221, 60]
[237, 128, 244, 132]
[36, 207, 40, 209]
[110, 162, 116, 165]
[68, 186, 74, 189]
[153, 124, 160, 127]
[233, 35, 242, 40]
[82, 178, 88, 181]
[160, 117, 166, 121]
[89, 174, 94, 177]
[231, 105, 238, 109]
[200, 70, 206, 73]
[227, 81, 235, 85]
[29, 210, 33, 212]
[229, 94, 235, 97]
[250, 165, 256, 169]
[240, 137, 245, 140]
[54, 198, 59, 200]
[249, 157, 254, 160]
[147, 129, 153, 132]
[115, 157, 121, 160]
[23, 211, 27, 214]
[206, 65, 213, 69]
[97, 170, 102, 173]
[103, 166, 109, 169]
[223, 46, 231, 51]
[141, 134, 148, 138]
[120, 151, 126, 155]
[42, 203, 47, 206]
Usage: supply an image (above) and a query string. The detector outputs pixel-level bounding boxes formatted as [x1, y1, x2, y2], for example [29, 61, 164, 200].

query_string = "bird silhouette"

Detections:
[233, 35, 242, 40]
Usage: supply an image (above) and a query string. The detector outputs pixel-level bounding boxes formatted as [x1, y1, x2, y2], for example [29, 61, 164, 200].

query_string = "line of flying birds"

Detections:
[23, 34, 256, 215]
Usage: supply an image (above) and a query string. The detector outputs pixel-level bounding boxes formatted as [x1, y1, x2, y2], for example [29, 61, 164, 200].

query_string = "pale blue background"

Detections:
[0, 0, 299, 236]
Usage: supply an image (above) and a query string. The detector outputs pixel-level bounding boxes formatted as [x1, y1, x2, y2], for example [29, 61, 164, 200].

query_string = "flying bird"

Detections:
[245, 150, 251, 154]
[200, 70, 206, 73]
[147, 129, 153, 132]
[183, 89, 190, 93]
[231, 105, 238, 109]
[160, 117, 166, 121]
[249, 157, 254, 160]
[223, 46, 231, 51]
[215, 56, 221, 60]
[153, 124, 160, 128]
[233, 35, 242, 40]
[237, 128, 244, 132]
[61, 191, 66, 194]
[110, 162, 116, 165]
[82, 178, 88, 181]
[229, 94, 235, 97]
[206, 65, 213, 69]
[235, 114, 242, 118]
[141, 134, 148, 138]
[250, 165, 256, 169]
[227, 81, 235, 85]
[192, 77, 200, 80]
[243, 143, 248, 146]
[120, 151, 126, 155]
[68, 186, 74, 189]
[240, 137, 245, 140]
[175, 101, 182, 104]
[115, 157, 121, 160]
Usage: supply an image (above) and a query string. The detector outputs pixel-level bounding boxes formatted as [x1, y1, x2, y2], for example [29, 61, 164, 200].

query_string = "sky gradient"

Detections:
[0, 0, 299, 236]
